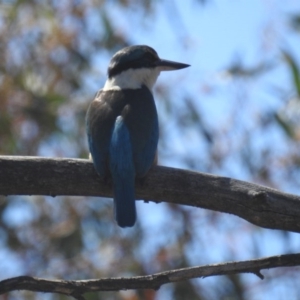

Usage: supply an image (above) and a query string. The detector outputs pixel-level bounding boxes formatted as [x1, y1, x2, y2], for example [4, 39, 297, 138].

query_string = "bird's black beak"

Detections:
[156, 59, 190, 71]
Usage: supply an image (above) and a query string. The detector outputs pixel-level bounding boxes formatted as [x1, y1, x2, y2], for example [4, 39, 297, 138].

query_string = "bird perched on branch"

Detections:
[86, 45, 189, 227]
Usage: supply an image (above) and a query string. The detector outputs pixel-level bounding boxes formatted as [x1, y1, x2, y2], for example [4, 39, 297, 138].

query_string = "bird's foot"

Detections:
[103, 175, 113, 186]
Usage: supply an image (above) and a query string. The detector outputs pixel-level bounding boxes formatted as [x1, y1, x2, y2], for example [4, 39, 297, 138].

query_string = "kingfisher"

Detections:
[86, 45, 189, 228]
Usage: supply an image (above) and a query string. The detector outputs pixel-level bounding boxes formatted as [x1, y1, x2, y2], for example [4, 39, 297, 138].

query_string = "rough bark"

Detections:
[0, 155, 300, 232]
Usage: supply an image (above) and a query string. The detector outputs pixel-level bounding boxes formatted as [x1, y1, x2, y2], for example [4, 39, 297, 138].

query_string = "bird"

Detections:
[86, 45, 190, 228]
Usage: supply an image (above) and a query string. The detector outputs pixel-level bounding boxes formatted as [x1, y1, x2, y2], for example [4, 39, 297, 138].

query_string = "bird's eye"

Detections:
[145, 52, 156, 60]
[142, 53, 158, 67]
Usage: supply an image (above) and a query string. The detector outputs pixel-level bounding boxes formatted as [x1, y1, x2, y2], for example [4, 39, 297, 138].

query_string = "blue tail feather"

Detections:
[109, 116, 136, 227]
[112, 173, 136, 227]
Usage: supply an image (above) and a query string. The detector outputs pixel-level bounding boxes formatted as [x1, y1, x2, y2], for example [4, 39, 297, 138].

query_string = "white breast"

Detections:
[103, 67, 161, 91]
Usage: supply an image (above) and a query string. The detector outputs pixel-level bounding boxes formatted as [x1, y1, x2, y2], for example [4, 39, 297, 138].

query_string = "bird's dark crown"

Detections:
[108, 45, 160, 78]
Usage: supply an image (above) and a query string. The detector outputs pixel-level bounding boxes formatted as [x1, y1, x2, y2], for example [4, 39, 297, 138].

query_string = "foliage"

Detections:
[0, 1, 300, 299]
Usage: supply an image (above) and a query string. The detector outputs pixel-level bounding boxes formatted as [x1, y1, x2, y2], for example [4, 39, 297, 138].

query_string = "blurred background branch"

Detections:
[2, 253, 300, 299]
[1, 1, 300, 299]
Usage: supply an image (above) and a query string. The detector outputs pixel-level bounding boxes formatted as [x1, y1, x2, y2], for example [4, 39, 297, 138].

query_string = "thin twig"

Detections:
[0, 253, 300, 298]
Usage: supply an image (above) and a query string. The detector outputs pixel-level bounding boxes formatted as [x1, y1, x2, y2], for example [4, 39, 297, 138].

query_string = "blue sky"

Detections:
[99, 2, 300, 298]
[2, 1, 300, 299]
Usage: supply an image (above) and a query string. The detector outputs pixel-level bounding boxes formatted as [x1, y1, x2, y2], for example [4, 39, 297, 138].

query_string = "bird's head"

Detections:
[104, 45, 190, 91]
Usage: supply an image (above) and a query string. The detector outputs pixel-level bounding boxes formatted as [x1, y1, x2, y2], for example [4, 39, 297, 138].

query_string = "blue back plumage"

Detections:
[86, 86, 159, 228]
[86, 45, 189, 228]
[109, 116, 136, 227]
[133, 116, 158, 177]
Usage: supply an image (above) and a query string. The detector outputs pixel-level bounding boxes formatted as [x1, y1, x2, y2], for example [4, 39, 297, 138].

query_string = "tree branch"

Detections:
[1, 253, 300, 299]
[0, 156, 300, 232]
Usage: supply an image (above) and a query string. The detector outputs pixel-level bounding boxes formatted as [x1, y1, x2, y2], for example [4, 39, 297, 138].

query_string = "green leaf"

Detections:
[274, 112, 295, 139]
[282, 50, 300, 97]
[290, 14, 300, 32]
